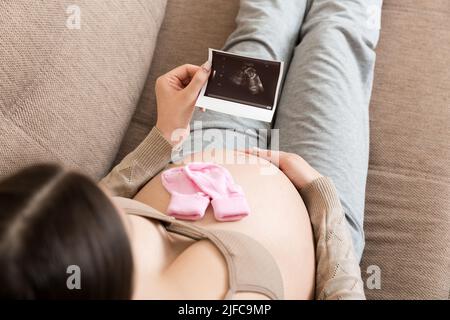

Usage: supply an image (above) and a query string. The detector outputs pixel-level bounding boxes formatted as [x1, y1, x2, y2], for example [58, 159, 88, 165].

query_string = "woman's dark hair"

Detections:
[0, 164, 133, 299]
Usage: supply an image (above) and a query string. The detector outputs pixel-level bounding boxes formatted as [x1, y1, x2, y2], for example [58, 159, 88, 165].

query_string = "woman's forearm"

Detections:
[99, 127, 173, 198]
[300, 177, 366, 300]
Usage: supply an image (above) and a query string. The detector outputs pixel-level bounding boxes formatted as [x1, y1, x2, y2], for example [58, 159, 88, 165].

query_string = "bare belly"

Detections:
[134, 151, 316, 299]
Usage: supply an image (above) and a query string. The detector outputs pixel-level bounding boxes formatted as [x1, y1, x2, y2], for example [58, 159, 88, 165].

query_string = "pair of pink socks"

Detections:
[161, 163, 250, 222]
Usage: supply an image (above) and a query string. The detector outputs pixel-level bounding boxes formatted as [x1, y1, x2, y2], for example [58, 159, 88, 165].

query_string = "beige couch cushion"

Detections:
[119, 0, 450, 299]
[0, 0, 167, 179]
[360, 0, 450, 299]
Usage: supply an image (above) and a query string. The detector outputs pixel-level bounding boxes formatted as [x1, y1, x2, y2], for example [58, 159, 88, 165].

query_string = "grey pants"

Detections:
[181, 0, 383, 261]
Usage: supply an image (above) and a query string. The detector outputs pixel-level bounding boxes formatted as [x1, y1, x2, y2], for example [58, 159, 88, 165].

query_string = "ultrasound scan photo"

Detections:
[205, 50, 282, 110]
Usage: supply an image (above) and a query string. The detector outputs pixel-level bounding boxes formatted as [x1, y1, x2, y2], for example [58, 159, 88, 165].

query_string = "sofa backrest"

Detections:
[0, 0, 167, 180]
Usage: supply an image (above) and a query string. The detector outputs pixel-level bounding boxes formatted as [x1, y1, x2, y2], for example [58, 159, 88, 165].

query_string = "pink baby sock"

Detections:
[161, 167, 210, 221]
[184, 163, 250, 222]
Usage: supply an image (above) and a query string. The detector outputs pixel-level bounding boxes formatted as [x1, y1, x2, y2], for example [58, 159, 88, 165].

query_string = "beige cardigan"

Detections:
[100, 127, 366, 300]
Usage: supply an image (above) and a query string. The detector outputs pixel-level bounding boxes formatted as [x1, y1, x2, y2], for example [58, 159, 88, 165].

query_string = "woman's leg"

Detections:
[180, 0, 308, 158]
[274, 0, 383, 260]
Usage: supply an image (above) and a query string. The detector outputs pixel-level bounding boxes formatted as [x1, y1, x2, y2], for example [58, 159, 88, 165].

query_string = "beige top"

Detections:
[100, 127, 366, 300]
[114, 196, 284, 299]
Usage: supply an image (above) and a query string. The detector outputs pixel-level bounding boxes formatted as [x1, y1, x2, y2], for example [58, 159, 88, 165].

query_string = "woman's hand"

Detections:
[155, 62, 211, 146]
[246, 148, 323, 190]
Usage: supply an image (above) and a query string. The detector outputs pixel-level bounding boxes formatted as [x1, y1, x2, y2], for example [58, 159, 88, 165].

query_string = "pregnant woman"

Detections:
[0, 0, 382, 299]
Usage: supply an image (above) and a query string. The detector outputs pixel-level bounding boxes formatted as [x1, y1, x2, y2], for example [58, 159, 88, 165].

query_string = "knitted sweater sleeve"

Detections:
[99, 127, 173, 198]
[300, 177, 366, 300]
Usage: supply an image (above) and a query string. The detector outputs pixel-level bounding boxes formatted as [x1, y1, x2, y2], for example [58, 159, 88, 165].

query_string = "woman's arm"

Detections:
[100, 63, 211, 198]
[247, 148, 365, 300]
[99, 127, 173, 197]
[300, 177, 366, 300]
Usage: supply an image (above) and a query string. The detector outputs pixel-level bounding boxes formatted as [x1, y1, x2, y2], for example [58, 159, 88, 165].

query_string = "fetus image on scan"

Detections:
[204, 51, 281, 110]
[230, 63, 265, 95]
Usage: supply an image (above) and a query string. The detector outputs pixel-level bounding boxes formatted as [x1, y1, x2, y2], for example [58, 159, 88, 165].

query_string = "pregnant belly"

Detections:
[134, 151, 315, 299]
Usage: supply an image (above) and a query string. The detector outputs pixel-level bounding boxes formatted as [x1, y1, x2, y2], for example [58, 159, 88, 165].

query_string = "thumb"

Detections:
[184, 61, 211, 99]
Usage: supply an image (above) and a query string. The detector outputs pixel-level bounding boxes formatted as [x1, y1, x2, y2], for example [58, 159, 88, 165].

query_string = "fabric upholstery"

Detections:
[119, 0, 450, 299]
[0, 0, 167, 179]
[360, 0, 450, 300]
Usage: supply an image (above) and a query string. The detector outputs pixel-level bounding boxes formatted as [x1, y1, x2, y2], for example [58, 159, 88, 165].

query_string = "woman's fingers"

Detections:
[183, 61, 211, 100]
[244, 147, 282, 166]
[167, 64, 201, 81]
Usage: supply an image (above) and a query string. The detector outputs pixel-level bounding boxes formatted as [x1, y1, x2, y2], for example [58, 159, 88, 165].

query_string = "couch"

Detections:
[0, 0, 448, 299]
